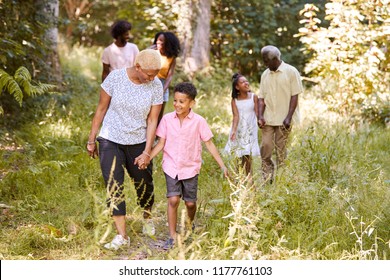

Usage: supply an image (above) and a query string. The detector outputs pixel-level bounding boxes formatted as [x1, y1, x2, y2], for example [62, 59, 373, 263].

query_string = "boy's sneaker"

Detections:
[163, 238, 175, 250]
[142, 219, 155, 236]
[104, 234, 130, 250]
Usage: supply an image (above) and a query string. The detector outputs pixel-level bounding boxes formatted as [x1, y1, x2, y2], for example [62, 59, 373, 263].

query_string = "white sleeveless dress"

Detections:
[224, 92, 260, 157]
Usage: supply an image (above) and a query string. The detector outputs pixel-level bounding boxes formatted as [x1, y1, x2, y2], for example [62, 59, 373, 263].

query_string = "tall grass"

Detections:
[0, 46, 389, 260]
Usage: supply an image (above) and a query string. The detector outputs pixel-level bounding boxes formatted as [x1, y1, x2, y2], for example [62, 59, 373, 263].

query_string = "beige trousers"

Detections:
[260, 125, 291, 180]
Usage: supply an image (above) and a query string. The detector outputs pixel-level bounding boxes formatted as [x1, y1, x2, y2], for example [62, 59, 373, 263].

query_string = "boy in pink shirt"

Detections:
[135, 82, 228, 250]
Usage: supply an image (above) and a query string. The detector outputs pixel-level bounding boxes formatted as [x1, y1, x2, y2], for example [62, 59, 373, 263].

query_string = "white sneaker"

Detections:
[142, 219, 155, 236]
[104, 234, 130, 250]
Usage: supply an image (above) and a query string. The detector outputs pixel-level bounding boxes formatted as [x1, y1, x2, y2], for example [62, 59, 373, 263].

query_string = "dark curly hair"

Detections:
[174, 82, 197, 100]
[153, 31, 181, 58]
[111, 20, 132, 39]
[231, 73, 243, 99]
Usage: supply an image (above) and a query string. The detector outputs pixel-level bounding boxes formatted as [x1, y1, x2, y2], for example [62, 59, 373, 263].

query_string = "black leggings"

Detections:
[97, 137, 154, 216]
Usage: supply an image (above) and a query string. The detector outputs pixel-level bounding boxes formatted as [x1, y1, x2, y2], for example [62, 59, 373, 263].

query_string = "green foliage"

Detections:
[59, 0, 327, 79]
[210, 0, 325, 78]
[0, 0, 56, 80]
[0, 67, 56, 115]
[59, 0, 122, 47]
[58, 0, 177, 49]
[210, 0, 275, 78]
[1, 46, 389, 260]
[297, 1, 390, 124]
[0, 70, 23, 106]
[0, 0, 60, 117]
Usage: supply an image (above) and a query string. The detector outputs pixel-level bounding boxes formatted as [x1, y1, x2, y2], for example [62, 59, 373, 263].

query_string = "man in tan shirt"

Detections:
[258, 45, 303, 182]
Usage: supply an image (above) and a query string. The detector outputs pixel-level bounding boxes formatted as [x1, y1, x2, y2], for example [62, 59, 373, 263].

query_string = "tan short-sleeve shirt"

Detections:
[259, 61, 303, 126]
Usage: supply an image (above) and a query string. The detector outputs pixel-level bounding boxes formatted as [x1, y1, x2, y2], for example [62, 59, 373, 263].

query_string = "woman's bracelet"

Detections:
[142, 151, 151, 157]
[87, 141, 96, 145]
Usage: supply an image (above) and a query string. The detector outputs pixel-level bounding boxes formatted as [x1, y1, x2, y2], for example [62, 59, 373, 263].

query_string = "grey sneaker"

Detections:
[163, 238, 175, 250]
[104, 234, 130, 250]
[142, 219, 156, 236]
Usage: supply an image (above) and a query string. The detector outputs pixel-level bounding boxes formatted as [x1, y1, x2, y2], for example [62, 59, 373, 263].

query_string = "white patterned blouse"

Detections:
[98, 68, 163, 145]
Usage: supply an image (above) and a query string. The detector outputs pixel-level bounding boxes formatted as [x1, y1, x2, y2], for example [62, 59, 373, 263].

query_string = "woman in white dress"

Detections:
[224, 73, 260, 175]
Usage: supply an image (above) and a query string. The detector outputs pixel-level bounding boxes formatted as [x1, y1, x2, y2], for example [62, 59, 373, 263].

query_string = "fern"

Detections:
[0, 69, 23, 106]
[14, 66, 32, 96]
[0, 66, 56, 111]
[30, 82, 57, 97]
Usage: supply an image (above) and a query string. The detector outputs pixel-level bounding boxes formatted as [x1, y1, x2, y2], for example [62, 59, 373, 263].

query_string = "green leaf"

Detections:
[7, 79, 24, 106]
[14, 66, 32, 82]
[14, 66, 32, 96]
[0, 69, 23, 106]
[0, 70, 13, 91]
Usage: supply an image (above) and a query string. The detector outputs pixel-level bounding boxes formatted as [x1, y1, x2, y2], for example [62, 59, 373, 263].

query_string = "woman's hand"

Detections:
[134, 152, 151, 169]
[86, 142, 98, 158]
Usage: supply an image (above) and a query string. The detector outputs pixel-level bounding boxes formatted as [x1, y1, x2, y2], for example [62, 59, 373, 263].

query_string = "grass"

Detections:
[0, 45, 389, 260]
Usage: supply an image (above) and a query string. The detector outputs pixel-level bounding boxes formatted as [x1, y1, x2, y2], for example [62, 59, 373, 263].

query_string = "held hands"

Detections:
[258, 117, 266, 129]
[134, 151, 151, 170]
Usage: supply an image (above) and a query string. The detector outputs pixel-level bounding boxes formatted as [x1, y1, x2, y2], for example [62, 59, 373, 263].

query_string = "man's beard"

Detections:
[119, 37, 127, 45]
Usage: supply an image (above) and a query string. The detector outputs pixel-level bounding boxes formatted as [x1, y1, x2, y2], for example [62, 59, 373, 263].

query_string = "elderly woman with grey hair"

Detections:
[87, 49, 163, 250]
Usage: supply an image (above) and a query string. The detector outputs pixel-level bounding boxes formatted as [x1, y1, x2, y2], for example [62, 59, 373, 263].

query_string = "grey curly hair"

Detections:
[261, 45, 281, 60]
[135, 49, 162, 70]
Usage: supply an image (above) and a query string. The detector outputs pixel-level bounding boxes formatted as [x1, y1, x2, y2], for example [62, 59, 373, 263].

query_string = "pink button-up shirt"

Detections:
[156, 110, 213, 180]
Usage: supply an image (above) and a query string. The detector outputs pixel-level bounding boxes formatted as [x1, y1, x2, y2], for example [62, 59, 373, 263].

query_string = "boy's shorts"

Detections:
[164, 173, 198, 202]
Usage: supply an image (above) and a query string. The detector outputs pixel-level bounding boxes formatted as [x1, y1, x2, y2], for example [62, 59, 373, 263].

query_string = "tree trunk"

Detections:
[176, 0, 211, 76]
[45, 0, 62, 82]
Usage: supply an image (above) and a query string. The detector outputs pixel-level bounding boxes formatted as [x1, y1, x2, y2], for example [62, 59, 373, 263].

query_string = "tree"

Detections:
[210, 0, 276, 78]
[297, 0, 390, 123]
[209, 0, 323, 78]
[0, 0, 55, 79]
[58, 0, 327, 80]
[0, 0, 59, 114]
[63, 0, 94, 38]
[176, 0, 211, 75]
[46, 0, 62, 82]
[118, 0, 212, 75]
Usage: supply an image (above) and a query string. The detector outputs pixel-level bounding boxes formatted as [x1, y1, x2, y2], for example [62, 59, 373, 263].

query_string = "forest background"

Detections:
[0, 0, 389, 260]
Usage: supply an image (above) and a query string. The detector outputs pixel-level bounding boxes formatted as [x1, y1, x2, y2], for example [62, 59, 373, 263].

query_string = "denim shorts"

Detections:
[159, 78, 169, 102]
[164, 173, 199, 202]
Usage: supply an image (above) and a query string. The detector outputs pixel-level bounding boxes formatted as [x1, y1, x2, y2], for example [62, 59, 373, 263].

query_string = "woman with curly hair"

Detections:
[150, 31, 181, 122]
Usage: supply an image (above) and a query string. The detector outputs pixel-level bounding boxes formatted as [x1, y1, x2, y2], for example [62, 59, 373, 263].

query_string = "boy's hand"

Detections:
[134, 154, 150, 169]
